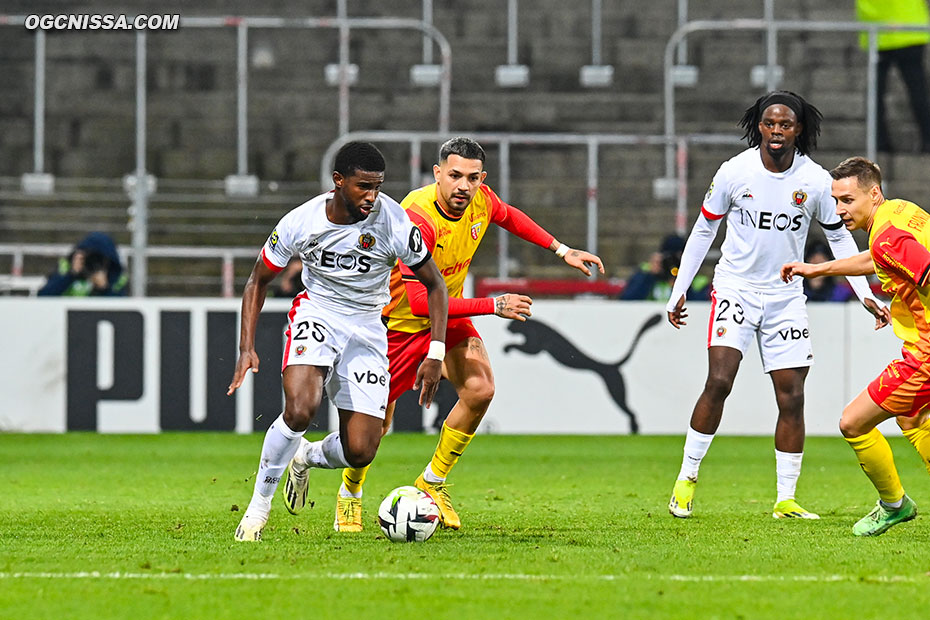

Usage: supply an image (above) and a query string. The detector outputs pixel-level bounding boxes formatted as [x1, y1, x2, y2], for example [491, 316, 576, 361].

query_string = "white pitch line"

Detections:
[0, 571, 926, 583]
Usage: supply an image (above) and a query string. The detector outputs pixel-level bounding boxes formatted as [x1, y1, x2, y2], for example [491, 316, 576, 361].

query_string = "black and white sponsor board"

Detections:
[0, 298, 902, 435]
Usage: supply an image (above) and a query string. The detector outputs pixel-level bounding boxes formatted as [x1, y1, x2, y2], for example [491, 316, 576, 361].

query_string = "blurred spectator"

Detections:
[270, 257, 303, 298]
[38, 232, 128, 296]
[802, 241, 856, 302]
[621, 234, 709, 301]
[857, 0, 930, 153]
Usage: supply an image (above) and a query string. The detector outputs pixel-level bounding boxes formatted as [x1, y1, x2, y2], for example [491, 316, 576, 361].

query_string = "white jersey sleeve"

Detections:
[261, 210, 299, 271]
[812, 175, 843, 229]
[385, 201, 431, 270]
[700, 168, 733, 221]
[665, 167, 731, 311]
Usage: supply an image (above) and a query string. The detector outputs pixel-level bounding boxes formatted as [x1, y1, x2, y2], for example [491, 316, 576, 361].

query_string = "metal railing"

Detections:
[2, 13, 452, 296]
[321, 130, 741, 278]
[0, 243, 257, 298]
[4, 10, 927, 295]
[663, 19, 930, 179]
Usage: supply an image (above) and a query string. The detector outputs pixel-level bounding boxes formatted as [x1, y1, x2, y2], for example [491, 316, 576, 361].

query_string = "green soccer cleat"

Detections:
[852, 495, 918, 537]
[282, 460, 309, 515]
[668, 478, 696, 518]
[234, 514, 267, 542]
[772, 499, 820, 519]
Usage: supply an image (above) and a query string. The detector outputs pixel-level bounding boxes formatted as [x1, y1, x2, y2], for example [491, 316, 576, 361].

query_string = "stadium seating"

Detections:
[0, 0, 927, 295]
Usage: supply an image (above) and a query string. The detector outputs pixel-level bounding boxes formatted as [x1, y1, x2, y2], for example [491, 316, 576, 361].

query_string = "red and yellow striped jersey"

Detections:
[384, 183, 503, 333]
[870, 198, 930, 356]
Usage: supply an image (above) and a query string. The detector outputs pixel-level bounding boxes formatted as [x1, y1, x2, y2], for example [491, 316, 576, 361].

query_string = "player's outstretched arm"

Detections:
[781, 254, 888, 330]
[781, 251, 874, 282]
[402, 271, 530, 320]
[489, 199, 604, 276]
[410, 258, 448, 407]
[227, 258, 277, 395]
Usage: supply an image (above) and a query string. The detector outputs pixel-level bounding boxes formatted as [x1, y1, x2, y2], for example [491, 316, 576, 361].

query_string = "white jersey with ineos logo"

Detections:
[261, 191, 430, 314]
[702, 148, 840, 292]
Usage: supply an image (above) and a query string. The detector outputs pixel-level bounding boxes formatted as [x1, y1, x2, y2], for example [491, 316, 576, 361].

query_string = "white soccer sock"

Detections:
[303, 432, 351, 469]
[775, 449, 803, 503]
[678, 427, 715, 481]
[246, 413, 304, 517]
[423, 463, 444, 484]
[338, 481, 362, 499]
[292, 437, 312, 470]
[881, 496, 904, 509]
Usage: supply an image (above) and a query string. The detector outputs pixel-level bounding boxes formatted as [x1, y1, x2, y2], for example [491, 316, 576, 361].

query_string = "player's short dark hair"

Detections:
[334, 141, 386, 177]
[439, 137, 486, 163]
[738, 90, 823, 157]
[830, 156, 882, 189]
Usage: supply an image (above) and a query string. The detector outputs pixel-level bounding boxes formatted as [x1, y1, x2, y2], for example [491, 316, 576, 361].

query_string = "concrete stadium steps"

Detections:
[3, 0, 930, 294]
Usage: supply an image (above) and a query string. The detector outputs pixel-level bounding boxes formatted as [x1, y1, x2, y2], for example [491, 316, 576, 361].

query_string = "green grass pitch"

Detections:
[2, 432, 930, 619]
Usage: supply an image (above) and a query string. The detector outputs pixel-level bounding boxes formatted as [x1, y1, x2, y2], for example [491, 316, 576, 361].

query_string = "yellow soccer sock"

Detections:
[341, 465, 370, 496]
[428, 422, 475, 480]
[901, 416, 930, 476]
[845, 428, 905, 504]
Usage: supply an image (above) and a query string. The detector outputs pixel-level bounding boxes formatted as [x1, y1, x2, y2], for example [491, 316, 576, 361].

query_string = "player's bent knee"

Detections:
[838, 414, 862, 438]
[896, 414, 920, 431]
[462, 378, 495, 409]
[775, 393, 804, 417]
[344, 436, 380, 468]
[703, 374, 734, 401]
[283, 406, 315, 432]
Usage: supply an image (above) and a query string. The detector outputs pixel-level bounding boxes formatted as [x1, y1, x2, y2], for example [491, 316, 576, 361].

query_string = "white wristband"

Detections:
[426, 340, 445, 361]
[555, 243, 570, 258]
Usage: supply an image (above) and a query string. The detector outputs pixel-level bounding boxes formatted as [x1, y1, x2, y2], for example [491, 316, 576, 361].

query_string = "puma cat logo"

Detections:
[503, 314, 662, 434]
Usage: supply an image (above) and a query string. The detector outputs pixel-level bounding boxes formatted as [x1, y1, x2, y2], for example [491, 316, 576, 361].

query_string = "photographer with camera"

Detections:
[38, 232, 128, 296]
[620, 234, 709, 301]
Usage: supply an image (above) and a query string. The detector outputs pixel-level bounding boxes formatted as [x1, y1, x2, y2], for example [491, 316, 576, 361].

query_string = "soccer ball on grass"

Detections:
[378, 485, 440, 542]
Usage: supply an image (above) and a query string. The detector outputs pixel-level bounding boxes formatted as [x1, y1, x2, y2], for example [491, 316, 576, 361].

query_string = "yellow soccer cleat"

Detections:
[772, 499, 820, 519]
[334, 495, 363, 532]
[668, 478, 696, 518]
[415, 473, 461, 530]
[234, 514, 267, 542]
[282, 460, 309, 515]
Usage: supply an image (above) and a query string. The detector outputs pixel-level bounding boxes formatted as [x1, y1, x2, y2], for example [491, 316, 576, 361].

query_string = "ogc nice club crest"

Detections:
[357, 233, 376, 250]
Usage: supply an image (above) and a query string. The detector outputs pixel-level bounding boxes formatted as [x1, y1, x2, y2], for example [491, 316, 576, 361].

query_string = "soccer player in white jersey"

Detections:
[227, 142, 449, 541]
[665, 91, 890, 520]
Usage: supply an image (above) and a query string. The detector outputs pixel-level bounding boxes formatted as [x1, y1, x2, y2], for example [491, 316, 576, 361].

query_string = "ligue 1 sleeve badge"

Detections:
[357, 233, 376, 250]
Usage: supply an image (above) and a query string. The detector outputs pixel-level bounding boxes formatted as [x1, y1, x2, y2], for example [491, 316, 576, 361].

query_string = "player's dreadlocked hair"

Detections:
[738, 90, 823, 157]
[439, 136, 486, 163]
[334, 141, 386, 177]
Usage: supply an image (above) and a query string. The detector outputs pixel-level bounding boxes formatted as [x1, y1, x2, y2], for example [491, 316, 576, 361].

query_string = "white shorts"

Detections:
[707, 284, 813, 373]
[282, 294, 389, 418]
